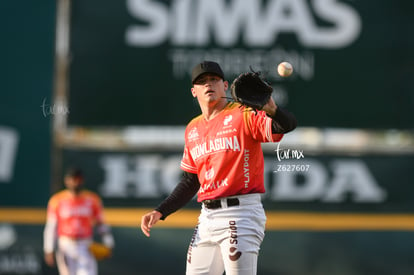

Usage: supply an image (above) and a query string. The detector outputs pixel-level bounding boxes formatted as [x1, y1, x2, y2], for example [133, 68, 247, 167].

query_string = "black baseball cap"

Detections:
[65, 167, 83, 178]
[191, 61, 224, 84]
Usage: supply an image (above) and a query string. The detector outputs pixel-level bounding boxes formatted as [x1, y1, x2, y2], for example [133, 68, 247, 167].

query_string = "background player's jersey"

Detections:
[181, 102, 283, 201]
[46, 190, 104, 239]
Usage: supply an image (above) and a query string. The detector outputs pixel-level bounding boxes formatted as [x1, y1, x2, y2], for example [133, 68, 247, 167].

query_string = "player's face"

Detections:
[64, 176, 84, 193]
[191, 74, 228, 105]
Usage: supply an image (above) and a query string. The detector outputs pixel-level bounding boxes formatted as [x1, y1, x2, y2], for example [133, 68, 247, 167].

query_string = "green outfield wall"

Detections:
[0, 0, 55, 206]
[67, 0, 414, 128]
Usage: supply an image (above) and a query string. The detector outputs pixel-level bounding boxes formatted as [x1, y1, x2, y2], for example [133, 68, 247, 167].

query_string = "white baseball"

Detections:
[277, 62, 293, 77]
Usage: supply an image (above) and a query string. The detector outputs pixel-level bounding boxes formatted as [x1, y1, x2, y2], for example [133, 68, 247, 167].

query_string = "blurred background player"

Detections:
[141, 61, 297, 275]
[43, 167, 114, 275]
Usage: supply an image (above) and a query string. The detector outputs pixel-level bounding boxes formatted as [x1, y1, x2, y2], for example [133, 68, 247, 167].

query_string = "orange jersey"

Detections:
[181, 102, 283, 201]
[46, 189, 104, 239]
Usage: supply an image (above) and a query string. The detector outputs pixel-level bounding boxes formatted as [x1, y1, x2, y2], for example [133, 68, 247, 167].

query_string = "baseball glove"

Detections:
[231, 70, 273, 110]
[89, 242, 112, 260]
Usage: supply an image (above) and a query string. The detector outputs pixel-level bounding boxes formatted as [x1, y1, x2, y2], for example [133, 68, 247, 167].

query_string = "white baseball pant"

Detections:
[56, 237, 97, 275]
[186, 193, 266, 275]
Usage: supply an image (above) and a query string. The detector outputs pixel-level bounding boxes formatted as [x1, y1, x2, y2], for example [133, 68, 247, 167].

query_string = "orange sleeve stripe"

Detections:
[265, 117, 273, 142]
[181, 162, 198, 173]
[242, 108, 253, 136]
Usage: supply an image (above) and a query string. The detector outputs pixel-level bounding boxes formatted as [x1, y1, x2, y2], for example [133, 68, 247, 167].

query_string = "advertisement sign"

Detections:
[61, 148, 414, 213]
[68, 0, 414, 128]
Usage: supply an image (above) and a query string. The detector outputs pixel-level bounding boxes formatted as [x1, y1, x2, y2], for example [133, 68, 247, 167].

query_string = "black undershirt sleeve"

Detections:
[155, 171, 200, 220]
[270, 106, 297, 134]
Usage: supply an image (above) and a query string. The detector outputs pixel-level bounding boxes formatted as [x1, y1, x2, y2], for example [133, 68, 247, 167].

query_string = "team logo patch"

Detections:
[223, 115, 233, 126]
[205, 168, 215, 180]
[228, 220, 242, 261]
[229, 247, 242, 261]
[188, 127, 199, 140]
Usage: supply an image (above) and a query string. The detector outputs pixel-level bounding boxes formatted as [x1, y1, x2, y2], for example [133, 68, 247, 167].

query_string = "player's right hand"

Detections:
[44, 252, 55, 267]
[141, 210, 162, 237]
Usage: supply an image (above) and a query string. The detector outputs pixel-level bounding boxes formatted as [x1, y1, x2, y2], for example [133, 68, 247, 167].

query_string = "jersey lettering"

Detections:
[199, 178, 229, 194]
[190, 136, 240, 160]
[243, 149, 250, 188]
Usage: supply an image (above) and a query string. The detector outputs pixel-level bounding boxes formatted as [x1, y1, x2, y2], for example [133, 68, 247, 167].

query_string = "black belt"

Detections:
[203, 198, 240, 209]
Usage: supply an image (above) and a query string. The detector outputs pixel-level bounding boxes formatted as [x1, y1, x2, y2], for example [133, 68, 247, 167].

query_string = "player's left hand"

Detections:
[230, 70, 273, 111]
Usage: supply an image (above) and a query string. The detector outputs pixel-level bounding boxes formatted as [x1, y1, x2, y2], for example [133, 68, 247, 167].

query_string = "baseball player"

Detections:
[141, 61, 296, 275]
[43, 168, 114, 275]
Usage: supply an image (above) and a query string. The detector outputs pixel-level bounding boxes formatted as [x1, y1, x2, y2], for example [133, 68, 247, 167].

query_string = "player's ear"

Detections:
[191, 87, 197, 98]
[223, 80, 229, 91]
